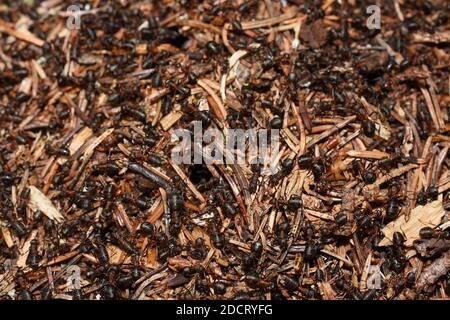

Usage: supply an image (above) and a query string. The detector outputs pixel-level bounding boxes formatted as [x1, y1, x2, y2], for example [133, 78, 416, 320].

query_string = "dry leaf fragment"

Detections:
[379, 201, 445, 247]
[28, 186, 65, 223]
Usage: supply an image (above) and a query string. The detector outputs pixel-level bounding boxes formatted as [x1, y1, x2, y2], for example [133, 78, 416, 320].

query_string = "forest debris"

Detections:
[1, 227, 14, 248]
[379, 201, 445, 246]
[0, 20, 45, 46]
[363, 163, 419, 192]
[107, 245, 131, 265]
[412, 31, 450, 44]
[300, 19, 328, 49]
[0, 0, 449, 301]
[28, 186, 65, 223]
[414, 239, 450, 259]
[375, 34, 404, 64]
[68, 127, 93, 155]
[417, 251, 450, 292]
[357, 52, 389, 74]
[17, 230, 38, 268]
[241, 8, 298, 30]
[318, 281, 337, 300]
[160, 109, 183, 131]
[197, 79, 227, 122]
[346, 150, 389, 160]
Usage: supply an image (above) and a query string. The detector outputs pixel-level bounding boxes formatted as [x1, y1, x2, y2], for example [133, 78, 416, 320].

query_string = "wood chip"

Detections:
[379, 201, 445, 246]
[28, 186, 65, 223]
